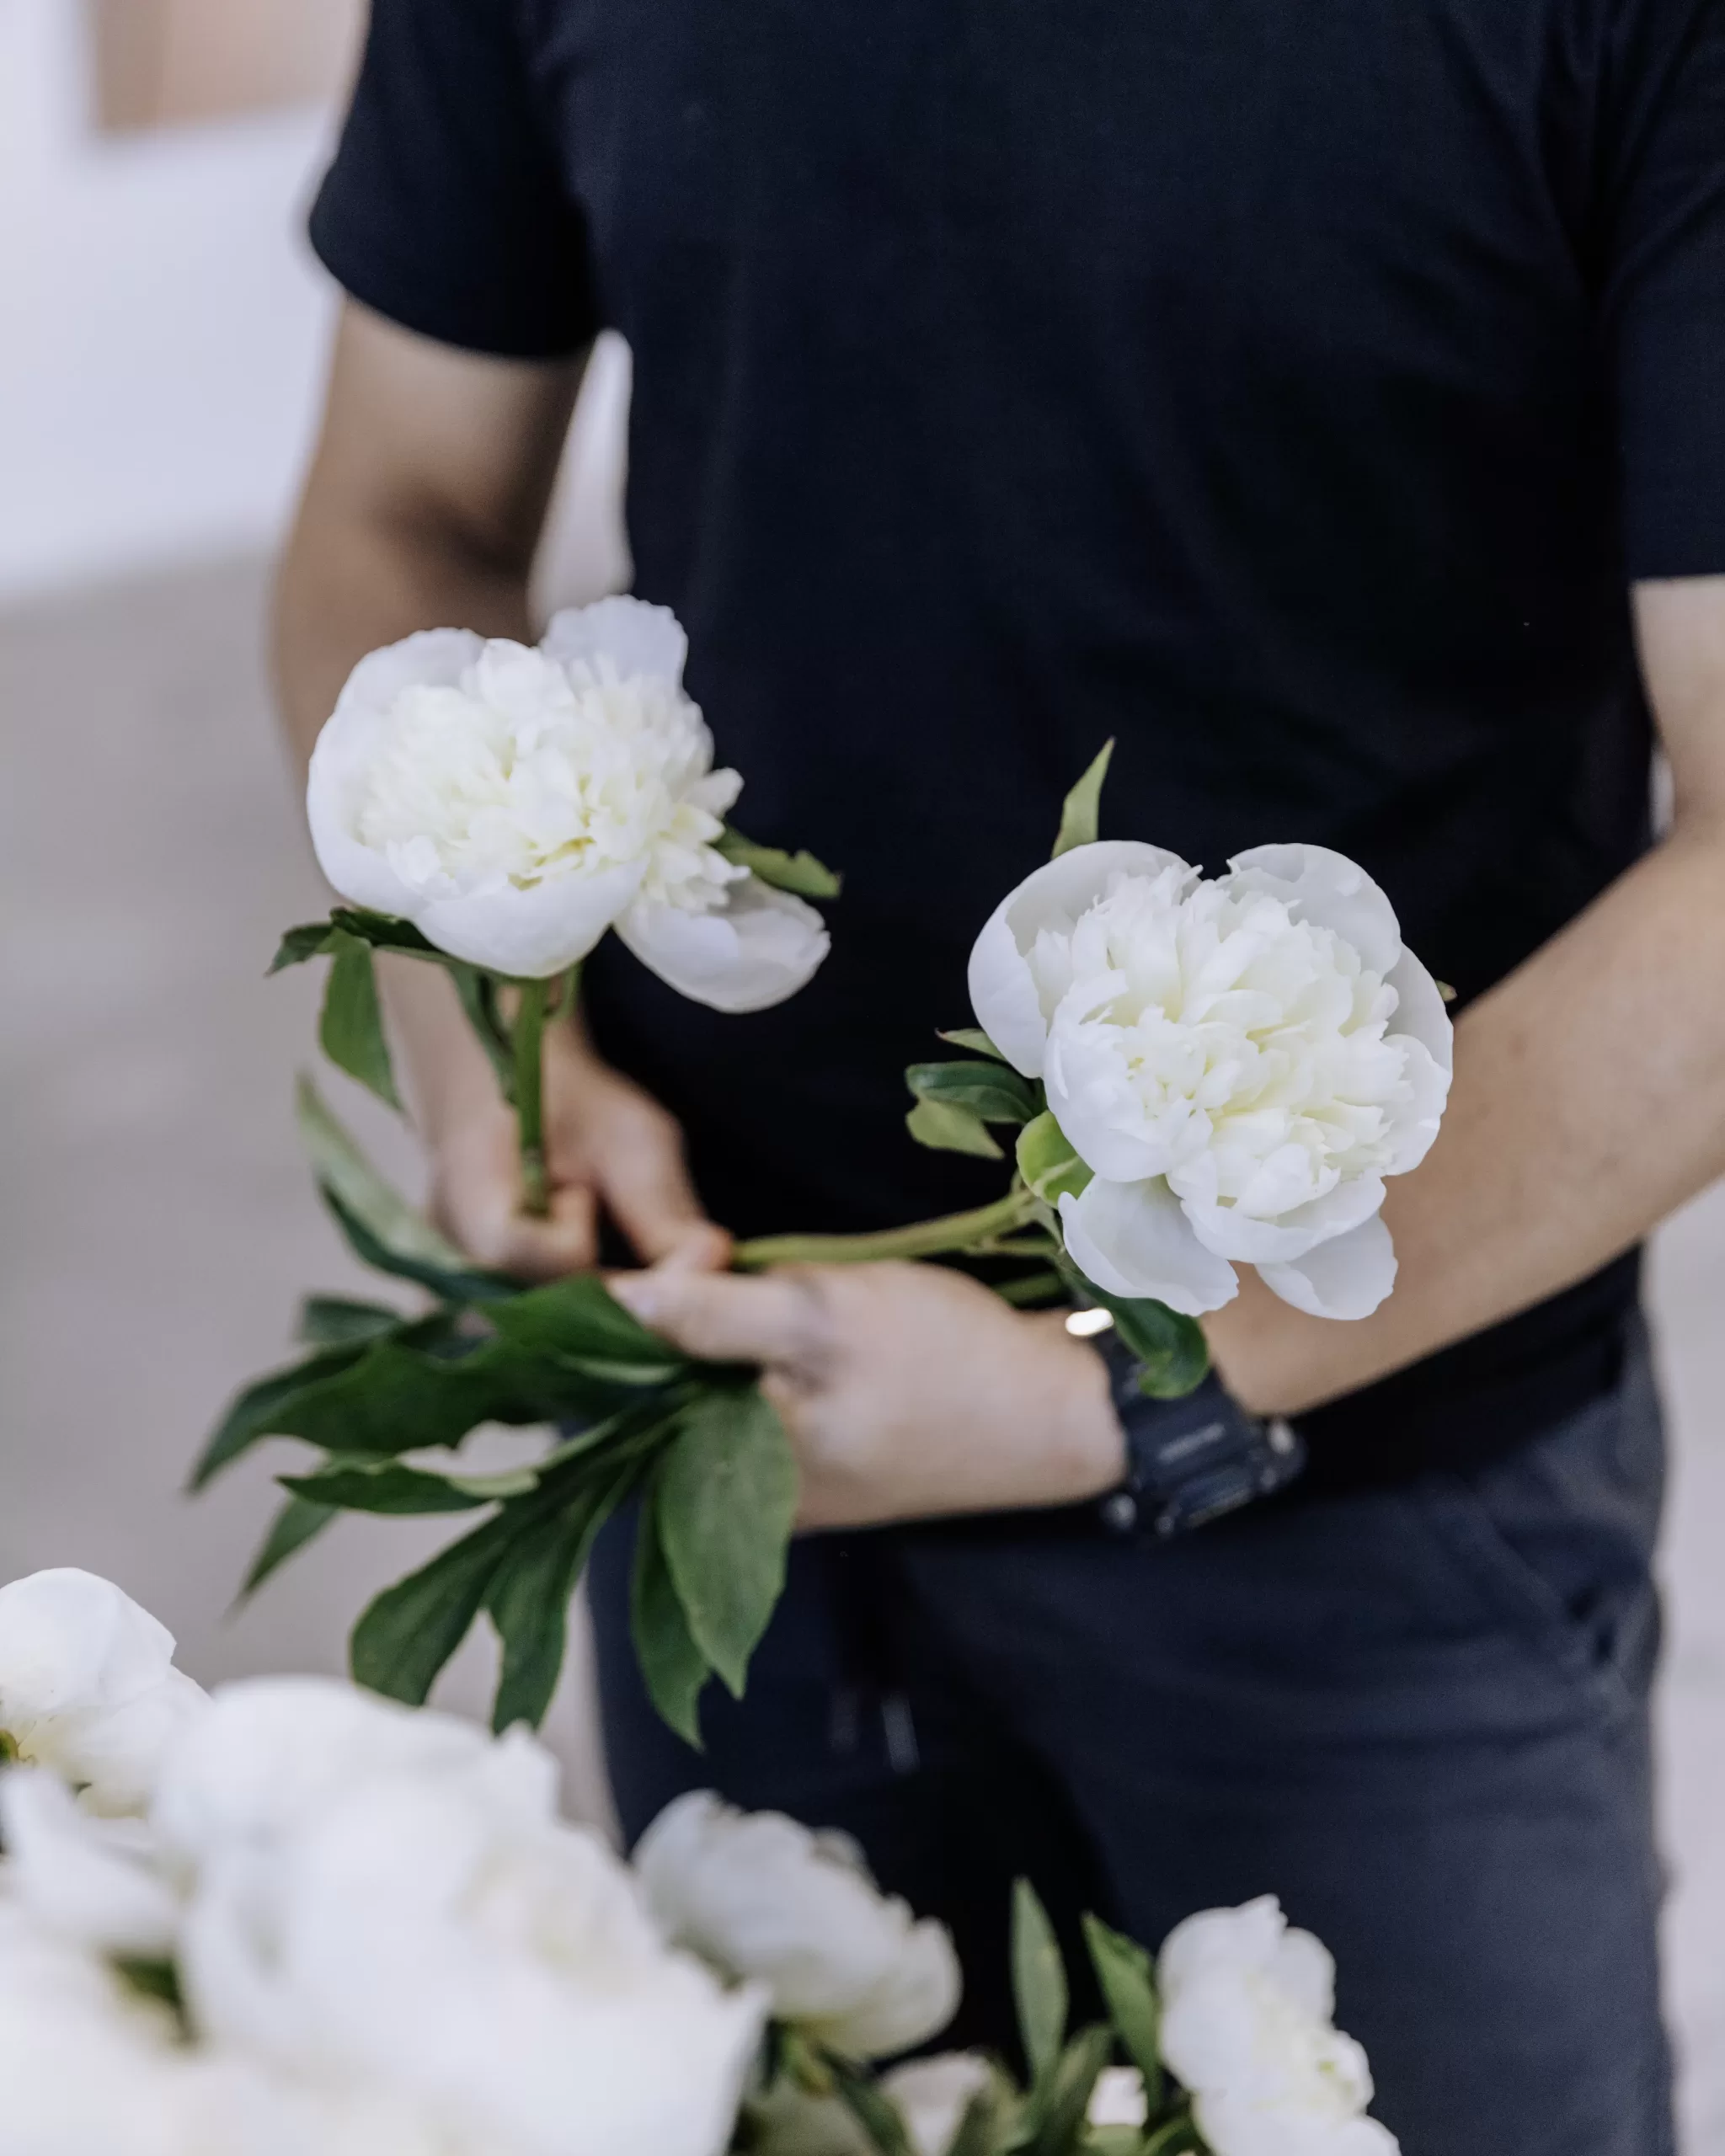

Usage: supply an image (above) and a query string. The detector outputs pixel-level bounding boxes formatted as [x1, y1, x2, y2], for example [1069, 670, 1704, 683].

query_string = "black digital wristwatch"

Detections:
[1081, 1320, 1307, 1539]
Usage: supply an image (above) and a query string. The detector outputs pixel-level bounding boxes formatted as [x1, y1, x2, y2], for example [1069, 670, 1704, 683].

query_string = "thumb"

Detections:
[609, 1269, 823, 1369]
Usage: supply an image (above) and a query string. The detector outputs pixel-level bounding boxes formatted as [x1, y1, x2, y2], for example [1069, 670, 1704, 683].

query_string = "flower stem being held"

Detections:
[732, 1187, 1042, 1271]
[511, 975, 554, 1218]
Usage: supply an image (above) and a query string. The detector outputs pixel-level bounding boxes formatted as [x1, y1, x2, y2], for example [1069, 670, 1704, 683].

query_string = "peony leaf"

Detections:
[270, 920, 341, 973]
[657, 1385, 798, 1697]
[1099, 1292, 1210, 1400]
[717, 828, 842, 900]
[296, 1075, 518, 1303]
[487, 1465, 641, 1733]
[1082, 1914, 1165, 2112]
[350, 1508, 519, 1707]
[1016, 1113, 1093, 1204]
[824, 2053, 913, 2156]
[937, 1027, 1009, 1062]
[447, 962, 518, 1103]
[297, 1294, 404, 1347]
[1051, 740, 1114, 858]
[237, 1494, 339, 1601]
[280, 1460, 497, 1514]
[906, 1097, 1005, 1159]
[319, 932, 402, 1112]
[945, 2071, 1024, 2156]
[1023, 2026, 1114, 2156]
[1012, 1878, 1069, 2087]
[907, 1059, 1040, 1125]
[193, 1340, 375, 1489]
[631, 1487, 713, 1748]
[488, 1275, 688, 1384]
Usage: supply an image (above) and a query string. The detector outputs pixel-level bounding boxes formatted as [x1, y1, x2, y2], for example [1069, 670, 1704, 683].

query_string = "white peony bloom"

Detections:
[151, 1675, 558, 1875]
[1087, 2066, 1150, 2131]
[969, 841, 1451, 1320]
[179, 1769, 764, 2156]
[1157, 1898, 1399, 2155]
[634, 1790, 960, 2059]
[306, 595, 830, 1001]
[0, 1569, 208, 1817]
[0, 1768, 179, 1957]
[879, 2054, 994, 2156]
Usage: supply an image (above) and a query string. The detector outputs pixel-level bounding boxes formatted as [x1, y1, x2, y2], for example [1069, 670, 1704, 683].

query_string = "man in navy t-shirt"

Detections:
[279, 2, 1725, 2145]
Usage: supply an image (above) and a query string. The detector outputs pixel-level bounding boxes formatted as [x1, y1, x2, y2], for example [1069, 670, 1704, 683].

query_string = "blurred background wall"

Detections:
[1, 3, 1721, 2145]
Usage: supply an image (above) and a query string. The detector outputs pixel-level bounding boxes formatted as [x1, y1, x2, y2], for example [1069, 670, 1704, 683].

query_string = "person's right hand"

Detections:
[384, 958, 729, 1283]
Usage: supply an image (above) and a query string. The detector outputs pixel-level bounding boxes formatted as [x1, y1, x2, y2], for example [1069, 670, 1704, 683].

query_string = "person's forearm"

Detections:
[1209, 810, 1725, 1415]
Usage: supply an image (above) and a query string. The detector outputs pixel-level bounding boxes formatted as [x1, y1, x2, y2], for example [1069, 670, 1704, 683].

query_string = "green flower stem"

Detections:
[733, 1187, 1041, 1271]
[512, 977, 553, 1218]
[1140, 2108, 1203, 2156]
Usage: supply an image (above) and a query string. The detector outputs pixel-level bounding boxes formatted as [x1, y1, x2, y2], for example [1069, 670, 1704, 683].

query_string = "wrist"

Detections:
[1044, 1321, 1130, 1500]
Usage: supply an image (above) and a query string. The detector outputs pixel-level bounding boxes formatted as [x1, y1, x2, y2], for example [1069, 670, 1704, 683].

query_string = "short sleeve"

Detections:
[1604, 0, 1725, 578]
[308, 0, 600, 361]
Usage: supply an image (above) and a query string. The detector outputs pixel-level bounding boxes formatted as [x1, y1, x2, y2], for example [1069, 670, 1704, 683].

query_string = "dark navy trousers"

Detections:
[590, 1324, 1674, 2156]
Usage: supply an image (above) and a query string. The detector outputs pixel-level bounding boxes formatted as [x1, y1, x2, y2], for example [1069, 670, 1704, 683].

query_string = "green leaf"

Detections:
[631, 1488, 713, 1748]
[1084, 1287, 1210, 1401]
[717, 828, 842, 900]
[280, 1460, 496, 1514]
[907, 1060, 1041, 1125]
[270, 921, 340, 974]
[1027, 2026, 1114, 2156]
[298, 1294, 403, 1347]
[1012, 1879, 1069, 2088]
[657, 1385, 798, 1697]
[937, 1027, 1008, 1062]
[193, 1341, 373, 1488]
[297, 1076, 516, 1302]
[945, 2071, 1024, 2156]
[238, 1494, 338, 1600]
[993, 1269, 1065, 1310]
[906, 1097, 1005, 1159]
[318, 933, 401, 1111]
[1139, 2115, 1203, 2156]
[824, 2052, 912, 2156]
[488, 1275, 688, 1384]
[1082, 1915, 1165, 2112]
[488, 1465, 639, 1732]
[350, 1508, 517, 1706]
[1016, 1113, 1093, 1205]
[1052, 741, 1115, 858]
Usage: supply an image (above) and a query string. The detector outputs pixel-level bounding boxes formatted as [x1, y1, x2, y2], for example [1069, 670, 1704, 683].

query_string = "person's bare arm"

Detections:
[275, 302, 729, 1278]
[1207, 573, 1725, 1414]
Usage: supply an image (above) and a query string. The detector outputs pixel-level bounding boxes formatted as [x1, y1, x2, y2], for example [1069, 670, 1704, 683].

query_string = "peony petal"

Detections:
[1044, 1011, 1178, 1184]
[1380, 1035, 1450, 1177]
[306, 629, 485, 920]
[540, 595, 688, 686]
[1257, 1215, 1397, 1320]
[1175, 1172, 1387, 1265]
[417, 859, 648, 979]
[1384, 948, 1455, 1075]
[0, 1770, 180, 1959]
[967, 841, 1189, 1078]
[817, 1918, 961, 2059]
[1059, 1177, 1239, 1315]
[619, 878, 830, 1013]
[1226, 844, 1402, 978]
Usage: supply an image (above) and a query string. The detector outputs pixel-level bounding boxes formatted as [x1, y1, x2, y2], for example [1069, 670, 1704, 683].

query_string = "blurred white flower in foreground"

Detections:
[1158, 1897, 1399, 2154]
[307, 594, 829, 1001]
[173, 1685, 762, 2156]
[0, 1569, 208, 1817]
[879, 2054, 993, 2156]
[969, 841, 1451, 1319]
[635, 1790, 960, 2059]
[0, 1769, 179, 1957]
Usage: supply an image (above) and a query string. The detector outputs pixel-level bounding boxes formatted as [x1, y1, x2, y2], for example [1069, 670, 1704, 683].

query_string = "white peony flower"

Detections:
[879, 2053, 994, 2156]
[1157, 1898, 1399, 2155]
[151, 1675, 558, 1876]
[179, 1769, 764, 2156]
[1087, 2066, 1150, 2131]
[969, 841, 1451, 1320]
[0, 1569, 208, 1817]
[307, 595, 830, 1001]
[634, 1790, 960, 2059]
[0, 1768, 179, 1957]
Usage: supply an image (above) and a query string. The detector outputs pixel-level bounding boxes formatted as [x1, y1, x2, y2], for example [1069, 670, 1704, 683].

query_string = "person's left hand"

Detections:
[608, 1262, 1125, 1530]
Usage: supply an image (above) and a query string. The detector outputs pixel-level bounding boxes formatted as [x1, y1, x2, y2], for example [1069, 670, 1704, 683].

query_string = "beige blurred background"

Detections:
[2, 3, 1722, 2143]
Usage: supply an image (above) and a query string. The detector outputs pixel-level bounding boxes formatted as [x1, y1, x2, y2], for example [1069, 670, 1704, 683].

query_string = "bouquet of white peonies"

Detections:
[200, 620, 1452, 1745]
[0, 1566, 1400, 2156]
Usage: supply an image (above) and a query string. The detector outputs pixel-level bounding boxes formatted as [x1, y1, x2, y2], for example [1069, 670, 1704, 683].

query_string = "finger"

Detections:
[608, 1268, 823, 1367]
[442, 1174, 599, 1282]
[592, 1113, 732, 1272]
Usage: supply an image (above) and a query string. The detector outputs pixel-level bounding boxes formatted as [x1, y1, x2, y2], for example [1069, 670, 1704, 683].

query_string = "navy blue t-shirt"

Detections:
[310, 0, 1725, 1471]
